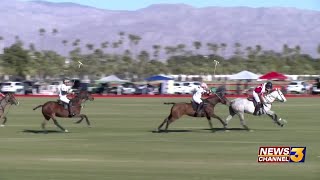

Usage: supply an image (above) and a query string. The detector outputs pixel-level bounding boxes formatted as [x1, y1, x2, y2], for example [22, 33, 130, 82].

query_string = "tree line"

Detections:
[0, 28, 319, 81]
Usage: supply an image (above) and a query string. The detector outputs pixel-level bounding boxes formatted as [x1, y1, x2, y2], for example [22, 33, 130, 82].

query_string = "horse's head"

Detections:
[77, 91, 94, 101]
[265, 88, 286, 103]
[205, 92, 228, 105]
[5, 93, 19, 105]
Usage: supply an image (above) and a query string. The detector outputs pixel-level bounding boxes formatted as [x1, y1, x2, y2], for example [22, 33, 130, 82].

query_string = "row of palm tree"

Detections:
[0, 27, 319, 81]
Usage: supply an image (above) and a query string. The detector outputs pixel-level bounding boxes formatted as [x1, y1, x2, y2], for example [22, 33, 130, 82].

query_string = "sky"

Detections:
[23, 0, 320, 11]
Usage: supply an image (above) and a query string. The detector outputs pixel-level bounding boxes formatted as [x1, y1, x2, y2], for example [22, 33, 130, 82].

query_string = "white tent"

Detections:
[97, 75, 127, 83]
[229, 70, 259, 80]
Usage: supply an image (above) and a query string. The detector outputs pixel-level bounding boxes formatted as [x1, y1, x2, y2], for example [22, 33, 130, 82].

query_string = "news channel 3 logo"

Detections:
[257, 146, 306, 163]
[289, 147, 306, 162]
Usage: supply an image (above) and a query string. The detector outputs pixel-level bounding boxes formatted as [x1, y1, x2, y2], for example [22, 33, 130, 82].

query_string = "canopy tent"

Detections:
[228, 70, 259, 80]
[145, 75, 174, 81]
[258, 71, 288, 80]
[97, 75, 127, 83]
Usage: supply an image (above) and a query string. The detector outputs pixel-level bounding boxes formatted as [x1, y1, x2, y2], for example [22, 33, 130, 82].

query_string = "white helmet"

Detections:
[201, 82, 208, 89]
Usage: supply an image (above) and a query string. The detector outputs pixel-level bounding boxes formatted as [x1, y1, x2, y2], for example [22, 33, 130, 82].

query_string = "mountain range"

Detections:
[0, 0, 319, 58]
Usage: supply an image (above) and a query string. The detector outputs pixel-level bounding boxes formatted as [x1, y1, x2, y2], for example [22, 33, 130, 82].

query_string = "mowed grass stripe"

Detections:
[0, 97, 318, 180]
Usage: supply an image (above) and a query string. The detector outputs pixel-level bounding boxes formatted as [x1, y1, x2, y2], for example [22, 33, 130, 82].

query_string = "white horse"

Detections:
[225, 88, 287, 130]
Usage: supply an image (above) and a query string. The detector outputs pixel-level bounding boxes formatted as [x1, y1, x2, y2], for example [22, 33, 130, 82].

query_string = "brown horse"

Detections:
[0, 93, 19, 127]
[157, 93, 228, 133]
[33, 91, 94, 132]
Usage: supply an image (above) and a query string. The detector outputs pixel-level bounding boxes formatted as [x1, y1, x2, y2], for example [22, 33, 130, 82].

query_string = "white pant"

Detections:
[252, 91, 261, 103]
[192, 96, 202, 104]
[59, 95, 70, 104]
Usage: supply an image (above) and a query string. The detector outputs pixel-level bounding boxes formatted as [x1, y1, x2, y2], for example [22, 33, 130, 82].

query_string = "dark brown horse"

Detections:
[157, 93, 228, 133]
[0, 93, 19, 127]
[33, 91, 94, 132]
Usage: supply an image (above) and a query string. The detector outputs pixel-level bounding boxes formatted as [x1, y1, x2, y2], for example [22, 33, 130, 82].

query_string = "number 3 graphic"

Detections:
[290, 148, 305, 162]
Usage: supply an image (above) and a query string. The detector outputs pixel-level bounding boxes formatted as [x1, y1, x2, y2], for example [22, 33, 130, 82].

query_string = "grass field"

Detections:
[0, 97, 319, 180]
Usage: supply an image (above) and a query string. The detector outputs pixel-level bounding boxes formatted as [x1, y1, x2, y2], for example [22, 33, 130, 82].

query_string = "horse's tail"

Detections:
[163, 102, 176, 105]
[33, 105, 43, 110]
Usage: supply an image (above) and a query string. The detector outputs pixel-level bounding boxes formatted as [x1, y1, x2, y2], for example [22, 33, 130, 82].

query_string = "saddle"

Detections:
[57, 100, 68, 109]
[247, 97, 258, 107]
[247, 96, 265, 115]
[191, 100, 208, 117]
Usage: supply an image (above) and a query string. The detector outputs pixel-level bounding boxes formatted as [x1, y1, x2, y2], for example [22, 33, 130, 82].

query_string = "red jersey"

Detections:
[254, 83, 267, 94]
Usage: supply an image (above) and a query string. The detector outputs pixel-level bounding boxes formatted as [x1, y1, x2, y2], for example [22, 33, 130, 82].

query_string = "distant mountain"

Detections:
[0, 0, 319, 58]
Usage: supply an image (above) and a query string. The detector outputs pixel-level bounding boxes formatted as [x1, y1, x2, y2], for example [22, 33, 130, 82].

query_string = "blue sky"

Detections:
[24, 0, 320, 11]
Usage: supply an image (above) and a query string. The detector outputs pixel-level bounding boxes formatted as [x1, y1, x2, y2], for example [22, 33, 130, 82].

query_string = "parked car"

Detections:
[120, 82, 136, 95]
[286, 81, 306, 94]
[23, 80, 35, 95]
[173, 82, 184, 94]
[1, 81, 24, 94]
[172, 81, 201, 94]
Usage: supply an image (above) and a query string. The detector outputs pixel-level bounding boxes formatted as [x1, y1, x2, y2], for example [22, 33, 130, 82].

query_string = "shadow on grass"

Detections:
[152, 127, 280, 133]
[22, 129, 63, 134]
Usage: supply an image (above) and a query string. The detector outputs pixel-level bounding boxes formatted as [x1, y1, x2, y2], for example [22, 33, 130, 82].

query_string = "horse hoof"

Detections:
[64, 129, 69, 133]
[224, 129, 230, 132]
[249, 129, 254, 132]
[0, 124, 5, 127]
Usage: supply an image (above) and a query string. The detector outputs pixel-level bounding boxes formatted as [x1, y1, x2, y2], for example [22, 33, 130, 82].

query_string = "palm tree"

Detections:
[52, 28, 58, 36]
[152, 44, 161, 60]
[62, 40, 68, 46]
[128, 34, 142, 57]
[317, 44, 320, 59]
[233, 42, 243, 58]
[39, 28, 46, 50]
[176, 44, 186, 56]
[207, 43, 219, 55]
[86, 43, 94, 51]
[0, 36, 4, 54]
[72, 39, 81, 46]
[118, 31, 125, 51]
[164, 46, 178, 57]
[192, 41, 202, 55]
[100, 41, 109, 49]
[220, 43, 227, 58]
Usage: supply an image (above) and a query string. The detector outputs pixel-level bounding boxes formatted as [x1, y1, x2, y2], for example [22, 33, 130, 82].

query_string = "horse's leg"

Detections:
[0, 116, 7, 127]
[211, 114, 227, 130]
[157, 117, 169, 132]
[266, 111, 284, 127]
[225, 105, 237, 126]
[74, 116, 84, 124]
[51, 116, 68, 132]
[78, 114, 90, 127]
[238, 113, 250, 131]
[205, 115, 214, 132]
[165, 115, 179, 133]
[41, 115, 51, 134]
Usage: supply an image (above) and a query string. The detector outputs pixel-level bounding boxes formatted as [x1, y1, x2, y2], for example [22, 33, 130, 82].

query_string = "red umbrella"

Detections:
[258, 71, 288, 80]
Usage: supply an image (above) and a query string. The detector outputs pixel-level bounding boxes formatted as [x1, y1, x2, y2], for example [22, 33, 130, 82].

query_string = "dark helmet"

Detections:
[266, 82, 273, 90]
[63, 78, 70, 83]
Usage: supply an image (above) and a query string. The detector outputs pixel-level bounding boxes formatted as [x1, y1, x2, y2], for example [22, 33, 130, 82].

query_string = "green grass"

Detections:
[0, 97, 319, 180]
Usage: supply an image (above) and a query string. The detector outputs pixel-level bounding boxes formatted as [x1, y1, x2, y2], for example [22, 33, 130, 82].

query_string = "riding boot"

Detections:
[195, 102, 203, 117]
[253, 103, 261, 116]
[68, 102, 75, 117]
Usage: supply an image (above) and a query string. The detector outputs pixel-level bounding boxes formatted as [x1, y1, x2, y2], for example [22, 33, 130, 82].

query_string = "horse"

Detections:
[157, 93, 228, 133]
[225, 88, 287, 131]
[0, 93, 19, 127]
[33, 90, 94, 133]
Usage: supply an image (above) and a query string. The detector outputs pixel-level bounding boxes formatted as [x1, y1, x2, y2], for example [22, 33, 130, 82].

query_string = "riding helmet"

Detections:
[266, 82, 273, 89]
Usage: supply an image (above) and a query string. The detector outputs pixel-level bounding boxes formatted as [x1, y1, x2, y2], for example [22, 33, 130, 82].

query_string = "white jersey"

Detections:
[57, 84, 71, 96]
[192, 86, 206, 104]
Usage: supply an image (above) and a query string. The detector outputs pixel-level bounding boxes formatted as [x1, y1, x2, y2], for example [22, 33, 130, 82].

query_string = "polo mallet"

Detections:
[213, 59, 220, 77]
[77, 60, 83, 68]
